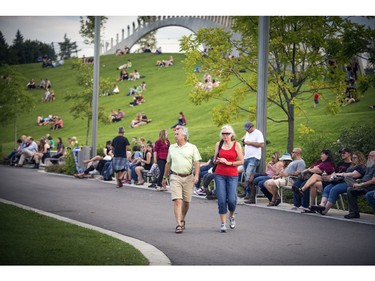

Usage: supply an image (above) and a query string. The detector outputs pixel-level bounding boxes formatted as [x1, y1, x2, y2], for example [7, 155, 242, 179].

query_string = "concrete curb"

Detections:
[0, 198, 171, 266]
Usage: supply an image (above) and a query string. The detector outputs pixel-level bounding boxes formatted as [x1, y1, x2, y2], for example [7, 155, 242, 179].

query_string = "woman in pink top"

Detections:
[213, 125, 244, 233]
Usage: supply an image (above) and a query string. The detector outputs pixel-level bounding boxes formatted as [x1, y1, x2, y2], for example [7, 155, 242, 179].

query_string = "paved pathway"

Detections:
[1, 166, 374, 265]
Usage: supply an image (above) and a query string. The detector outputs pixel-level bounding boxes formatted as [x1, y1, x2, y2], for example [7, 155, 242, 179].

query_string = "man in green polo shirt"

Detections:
[162, 126, 201, 234]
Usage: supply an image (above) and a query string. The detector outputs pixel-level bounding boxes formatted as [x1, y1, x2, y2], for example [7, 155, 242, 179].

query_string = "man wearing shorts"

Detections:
[242, 121, 264, 204]
[111, 126, 130, 188]
[162, 126, 201, 234]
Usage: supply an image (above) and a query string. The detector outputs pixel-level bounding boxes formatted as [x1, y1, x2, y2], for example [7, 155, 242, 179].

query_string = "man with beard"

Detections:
[344, 151, 375, 219]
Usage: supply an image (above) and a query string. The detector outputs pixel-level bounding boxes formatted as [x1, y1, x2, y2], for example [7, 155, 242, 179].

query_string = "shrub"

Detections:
[336, 125, 375, 156]
[62, 151, 77, 175]
[299, 134, 340, 167]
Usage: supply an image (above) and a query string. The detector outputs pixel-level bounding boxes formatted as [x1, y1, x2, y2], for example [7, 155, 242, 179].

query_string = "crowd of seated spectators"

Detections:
[5, 134, 63, 167]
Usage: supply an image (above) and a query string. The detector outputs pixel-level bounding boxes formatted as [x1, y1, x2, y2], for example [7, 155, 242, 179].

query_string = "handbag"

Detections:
[211, 140, 224, 173]
[330, 175, 345, 183]
[300, 170, 313, 181]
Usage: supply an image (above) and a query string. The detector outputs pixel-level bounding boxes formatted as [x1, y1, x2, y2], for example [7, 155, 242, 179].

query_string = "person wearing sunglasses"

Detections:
[214, 125, 244, 233]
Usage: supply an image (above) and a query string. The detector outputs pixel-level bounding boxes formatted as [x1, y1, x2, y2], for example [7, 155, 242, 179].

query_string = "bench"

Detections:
[141, 170, 153, 183]
[279, 185, 346, 211]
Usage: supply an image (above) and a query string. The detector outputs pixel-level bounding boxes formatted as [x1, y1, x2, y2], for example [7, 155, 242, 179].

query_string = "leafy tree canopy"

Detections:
[180, 16, 375, 151]
[79, 16, 108, 44]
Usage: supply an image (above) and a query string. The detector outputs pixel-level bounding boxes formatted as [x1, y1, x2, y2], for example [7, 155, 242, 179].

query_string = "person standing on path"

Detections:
[162, 126, 201, 234]
[214, 125, 244, 232]
[242, 121, 264, 204]
[111, 126, 130, 188]
[149, 129, 170, 189]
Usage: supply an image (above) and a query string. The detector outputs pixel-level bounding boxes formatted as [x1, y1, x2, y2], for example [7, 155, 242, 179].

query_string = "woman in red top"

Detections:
[214, 125, 244, 233]
[151, 129, 170, 189]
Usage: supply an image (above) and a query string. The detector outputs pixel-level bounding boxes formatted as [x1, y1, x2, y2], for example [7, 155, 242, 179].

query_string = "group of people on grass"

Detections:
[36, 115, 64, 130]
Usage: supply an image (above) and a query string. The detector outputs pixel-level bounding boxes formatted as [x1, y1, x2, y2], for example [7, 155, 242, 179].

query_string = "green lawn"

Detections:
[1, 52, 374, 161]
[0, 202, 148, 265]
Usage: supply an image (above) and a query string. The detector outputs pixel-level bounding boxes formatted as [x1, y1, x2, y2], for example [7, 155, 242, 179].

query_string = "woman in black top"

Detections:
[135, 143, 153, 185]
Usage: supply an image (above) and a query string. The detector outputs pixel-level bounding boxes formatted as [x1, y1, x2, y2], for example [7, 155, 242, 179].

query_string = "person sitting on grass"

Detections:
[50, 117, 64, 130]
[26, 79, 36, 89]
[112, 109, 124, 123]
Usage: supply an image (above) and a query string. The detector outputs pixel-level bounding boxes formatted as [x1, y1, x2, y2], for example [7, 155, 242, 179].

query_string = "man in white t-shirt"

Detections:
[242, 121, 264, 204]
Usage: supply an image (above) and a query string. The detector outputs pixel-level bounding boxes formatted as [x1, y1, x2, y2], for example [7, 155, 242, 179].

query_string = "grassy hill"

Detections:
[1, 53, 374, 160]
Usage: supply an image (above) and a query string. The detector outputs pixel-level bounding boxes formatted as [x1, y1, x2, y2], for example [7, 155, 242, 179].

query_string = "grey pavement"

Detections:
[1, 165, 375, 265]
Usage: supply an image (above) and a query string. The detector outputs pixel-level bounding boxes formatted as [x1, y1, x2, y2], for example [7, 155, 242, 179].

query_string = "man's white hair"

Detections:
[179, 126, 189, 141]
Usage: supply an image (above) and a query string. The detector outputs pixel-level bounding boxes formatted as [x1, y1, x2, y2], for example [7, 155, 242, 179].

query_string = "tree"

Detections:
[0, 65, 35, 145]
[6, 29, 56, 65]
[180, 16, 375, 152]
[79, 16, 108, 44]
[58, 33, 80, 59]
[9, 30, 25, 64]
[135, 30, 158, 53]
[64, 59, 112, 146]
[0, 31, 9, 65]
[23, 39, 56, 63]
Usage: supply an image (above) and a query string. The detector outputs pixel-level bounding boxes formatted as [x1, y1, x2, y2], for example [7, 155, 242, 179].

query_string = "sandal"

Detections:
[135, 181, 145, 185]
[292, 186, 304, 198]
[180, 220, 186, 230]
[302, 208, 316, 213]
[275, 198, 281, 206]
[175, 225, 183, 234]
[311, 205, 325, 215]
[267, 201, 276, 207]
[116, 179, 123, 188]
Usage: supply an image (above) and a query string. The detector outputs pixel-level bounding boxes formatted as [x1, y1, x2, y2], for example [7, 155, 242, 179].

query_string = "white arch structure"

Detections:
[103, 16, 241, 55]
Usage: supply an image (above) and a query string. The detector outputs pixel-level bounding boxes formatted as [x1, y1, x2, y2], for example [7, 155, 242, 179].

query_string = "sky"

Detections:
[0, 16, 194, 57]
[1, 0, 374, 58]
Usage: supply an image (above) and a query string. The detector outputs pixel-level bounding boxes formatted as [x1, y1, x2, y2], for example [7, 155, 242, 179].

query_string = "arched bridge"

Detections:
[103, 16, 241, 55]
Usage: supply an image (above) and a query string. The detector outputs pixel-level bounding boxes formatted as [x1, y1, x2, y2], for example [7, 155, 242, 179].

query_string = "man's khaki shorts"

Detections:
[170, 174, 194, 202]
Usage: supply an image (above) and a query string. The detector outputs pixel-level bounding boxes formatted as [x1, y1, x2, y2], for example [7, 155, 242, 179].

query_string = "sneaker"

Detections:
[344, 213, 360, 219]
[220, 223, 227, 233]
[229, 216, 236, 229]
[298, 206, 310, 212]
[197, 188, 206, 196]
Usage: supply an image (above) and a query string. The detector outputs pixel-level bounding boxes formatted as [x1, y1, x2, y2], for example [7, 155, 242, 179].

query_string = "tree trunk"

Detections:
[86, 118, 90, 146]
[287, 103, 294, 153]
[13, 118, 17, 148]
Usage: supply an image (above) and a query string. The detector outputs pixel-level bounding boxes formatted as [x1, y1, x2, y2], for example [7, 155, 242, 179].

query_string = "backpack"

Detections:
[102, 161, 113, 181]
